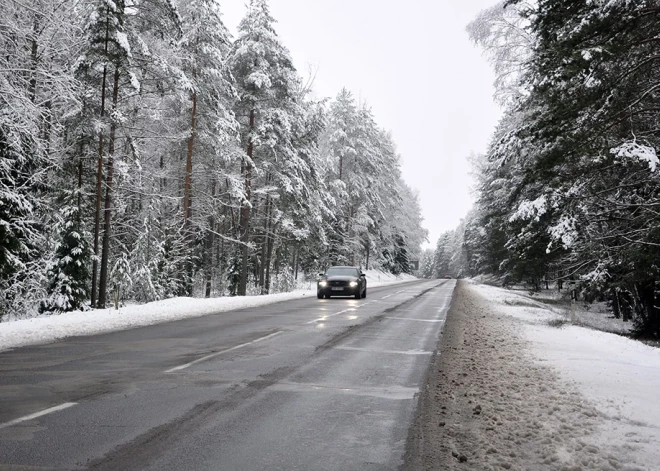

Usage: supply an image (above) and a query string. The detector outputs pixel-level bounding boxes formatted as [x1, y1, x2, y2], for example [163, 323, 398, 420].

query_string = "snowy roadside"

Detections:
[404, 280, 660, 471]
[0, 270, 416, 353]
[474, 282, 660, 469]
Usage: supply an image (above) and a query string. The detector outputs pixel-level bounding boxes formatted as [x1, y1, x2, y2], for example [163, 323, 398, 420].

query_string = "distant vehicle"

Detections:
[444, 274, 452, 279]
[317, 266, 367, 299]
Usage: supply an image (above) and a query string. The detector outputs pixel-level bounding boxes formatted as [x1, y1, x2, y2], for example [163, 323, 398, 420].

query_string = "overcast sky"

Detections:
[222, 0, 503, 249]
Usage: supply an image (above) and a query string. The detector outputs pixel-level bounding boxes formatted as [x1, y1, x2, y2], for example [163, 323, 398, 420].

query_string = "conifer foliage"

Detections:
[0, 0, 426, 320]
[459, 0, 660, 338]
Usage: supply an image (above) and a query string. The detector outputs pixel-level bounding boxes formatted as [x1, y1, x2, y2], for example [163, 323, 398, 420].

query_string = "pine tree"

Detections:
[41, 202, 90, 313]
[177, 0, 238, 295]
[229, 0, 301, 295]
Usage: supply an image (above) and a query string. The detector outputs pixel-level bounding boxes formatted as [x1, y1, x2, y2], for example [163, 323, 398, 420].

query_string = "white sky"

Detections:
[222, 0, 503, 249]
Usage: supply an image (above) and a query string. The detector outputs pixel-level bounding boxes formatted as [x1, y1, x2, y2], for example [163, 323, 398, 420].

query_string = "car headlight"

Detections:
[349, 281, 358, 287]
[319, 280, 327, 287]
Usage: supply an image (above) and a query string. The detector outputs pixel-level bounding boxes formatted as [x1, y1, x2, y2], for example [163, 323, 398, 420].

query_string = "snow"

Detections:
[471, 281, 660, 469]
[547, 214, 578, 250]
[129, 71, 141, 92]
[0, 269, 415, 353]
[115, 31, 132, 59]
[509, 195, 548, 222]
[611, 141, 659, 172]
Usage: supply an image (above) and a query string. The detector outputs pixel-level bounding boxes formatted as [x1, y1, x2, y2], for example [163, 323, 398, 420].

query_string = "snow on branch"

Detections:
[611, 141, 659, 172]
[509, 195, 549, 222]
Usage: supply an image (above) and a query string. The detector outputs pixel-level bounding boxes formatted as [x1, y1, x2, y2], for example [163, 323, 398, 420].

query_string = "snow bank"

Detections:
[0, 291, 312, 353]
[472, 281, 660, 468]
[0, 270, 417, 353]
[472, 281, 634, 334]
[363, 268, 417, 285]
[526, 324, 660, 427]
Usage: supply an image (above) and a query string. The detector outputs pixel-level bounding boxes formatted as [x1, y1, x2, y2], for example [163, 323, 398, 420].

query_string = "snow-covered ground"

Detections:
[472, 281, 660, 469]
[0, 269, 415, 353]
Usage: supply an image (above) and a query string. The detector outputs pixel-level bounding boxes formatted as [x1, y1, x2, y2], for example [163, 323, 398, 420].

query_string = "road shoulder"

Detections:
[402, 279, 653, 471]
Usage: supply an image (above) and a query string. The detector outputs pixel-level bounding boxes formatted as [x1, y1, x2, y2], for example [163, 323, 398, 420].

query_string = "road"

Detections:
[0, 279, 455, 470]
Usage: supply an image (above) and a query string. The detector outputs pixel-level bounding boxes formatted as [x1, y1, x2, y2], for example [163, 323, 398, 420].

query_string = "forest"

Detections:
[0, 0, 427, 320]
[424, 0, 660, 339]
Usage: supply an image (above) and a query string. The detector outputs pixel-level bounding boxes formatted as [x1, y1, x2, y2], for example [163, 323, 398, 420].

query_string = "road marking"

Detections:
[305, 307, 357, 324]
[334, 346, 432, 355]
[385, 317, 445, 323]
[165, 332, 283, 373]
[269, 381, 418, 400]
[304, 287, 421, 325]
[0, 402, 77, 430]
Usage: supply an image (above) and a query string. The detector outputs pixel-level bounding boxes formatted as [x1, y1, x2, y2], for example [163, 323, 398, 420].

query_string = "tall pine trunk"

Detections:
[204, 177, 216, 298]
[183, 85, 197, 295]
[259, 194, 272, 294]
[28, 16, 38, 104]
[238, 109, 255, 296]
[265, 224, 274, 294]
[91, 10, 111, 307]
[97, 68, 120, 308]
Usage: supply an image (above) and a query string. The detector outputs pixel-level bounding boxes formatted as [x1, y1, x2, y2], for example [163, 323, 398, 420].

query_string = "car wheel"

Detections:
[354, 291, 361, 299]
[317, 292, 323, 299]
[362, 288, 367, 298]
[325, 294, 331, 299]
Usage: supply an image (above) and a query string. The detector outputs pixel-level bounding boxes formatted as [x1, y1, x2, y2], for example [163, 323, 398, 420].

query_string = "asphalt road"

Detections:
[0, 279, 456, 470]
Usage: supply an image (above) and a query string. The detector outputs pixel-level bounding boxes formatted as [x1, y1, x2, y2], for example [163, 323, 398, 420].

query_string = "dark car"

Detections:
[317, 266, 367, 299]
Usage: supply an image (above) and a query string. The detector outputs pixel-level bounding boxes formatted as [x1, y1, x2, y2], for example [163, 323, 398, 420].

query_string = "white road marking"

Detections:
[269, 381, 419, 400]
[385, 317, 445, 323]
[0, 402, 77, 430]
[334, 346, 432, 355]
[165, 331, 283, 373]
[305, 307, 359, 324]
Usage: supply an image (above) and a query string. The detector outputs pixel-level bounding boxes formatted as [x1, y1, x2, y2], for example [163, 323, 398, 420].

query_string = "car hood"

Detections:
[322, 275, 359, 282]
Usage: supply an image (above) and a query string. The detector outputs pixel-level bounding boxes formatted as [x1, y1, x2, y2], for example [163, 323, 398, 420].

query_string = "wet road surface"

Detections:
[0, 279, 455, 470]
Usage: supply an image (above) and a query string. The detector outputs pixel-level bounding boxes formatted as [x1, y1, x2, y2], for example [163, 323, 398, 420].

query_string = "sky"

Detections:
[222, 0, 503, 249]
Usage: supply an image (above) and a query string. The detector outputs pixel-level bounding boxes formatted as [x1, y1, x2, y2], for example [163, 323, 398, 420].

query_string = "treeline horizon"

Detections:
[0, 0, 427, 320]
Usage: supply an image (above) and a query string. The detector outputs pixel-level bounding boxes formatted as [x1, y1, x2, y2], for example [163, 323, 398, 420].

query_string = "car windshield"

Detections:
[326, 267, 359, 277]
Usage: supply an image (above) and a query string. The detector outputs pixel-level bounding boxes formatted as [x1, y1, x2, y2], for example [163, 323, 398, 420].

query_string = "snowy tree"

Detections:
[470, 0, 660, 337]
[0, 0, 430, 320]
[229, 0, 303, 295]
[0, 0, 83, 318]
[41, 203, 90, 313]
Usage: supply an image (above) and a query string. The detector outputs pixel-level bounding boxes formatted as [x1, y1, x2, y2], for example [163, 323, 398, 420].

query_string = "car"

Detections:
[317, 266, 367, 299]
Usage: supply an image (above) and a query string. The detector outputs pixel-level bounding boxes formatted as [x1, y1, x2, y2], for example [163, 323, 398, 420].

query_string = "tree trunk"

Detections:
[97, 68, 120, 308]
[77, 150, 84, 215]
[28, 16, 38, 103]
[238, 109, 255, 296]
[259, 216, 267, 294]
[265, 220, 275, 294]
[181, 86, 197, 295]
[204, 177, 216, 298]
[91, 9, 111, 307]
[611, 288, 621, 319]
[259, 187, 272, 294]
[183, 92, 196, 231]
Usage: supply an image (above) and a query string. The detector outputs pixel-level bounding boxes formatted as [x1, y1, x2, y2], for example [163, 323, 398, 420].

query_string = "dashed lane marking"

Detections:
[0, 402, 78, 430]
[333, 346, 433, 355]
[385, 317, 445, 323]
[164, 331, 283, 373]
